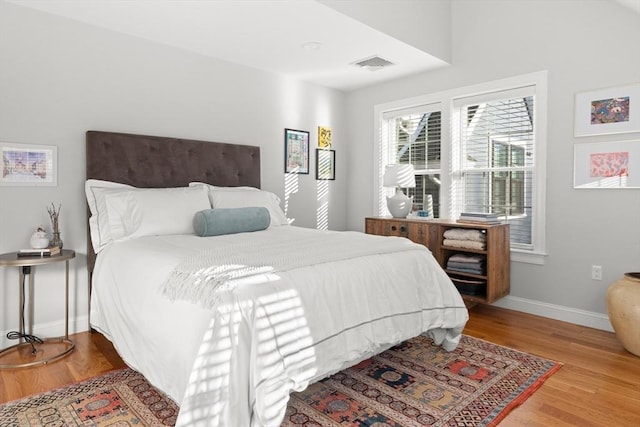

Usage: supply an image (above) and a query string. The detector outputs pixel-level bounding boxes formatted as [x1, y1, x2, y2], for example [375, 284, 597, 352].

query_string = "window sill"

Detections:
[511, 249, 546, 265]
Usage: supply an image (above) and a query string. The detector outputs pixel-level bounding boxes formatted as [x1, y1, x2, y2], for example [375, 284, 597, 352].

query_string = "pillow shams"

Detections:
[105, 185, 211, 241]
[193, 207, 270, 236]
[189, 182, 289, 226]
[85, 180, 133, 252]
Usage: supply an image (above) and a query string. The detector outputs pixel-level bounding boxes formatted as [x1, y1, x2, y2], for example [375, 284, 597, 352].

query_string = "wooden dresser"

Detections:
[365, 217, 510, 304]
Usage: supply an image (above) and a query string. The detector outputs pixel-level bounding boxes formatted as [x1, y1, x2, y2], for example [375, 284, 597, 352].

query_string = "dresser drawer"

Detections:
[365, 218, 409, 237]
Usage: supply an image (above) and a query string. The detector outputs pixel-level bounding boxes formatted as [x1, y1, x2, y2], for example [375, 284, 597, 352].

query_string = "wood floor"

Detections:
[1, 305, 638, 426]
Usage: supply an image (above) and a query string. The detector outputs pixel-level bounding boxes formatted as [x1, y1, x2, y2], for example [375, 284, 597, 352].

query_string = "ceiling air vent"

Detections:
[353, 55, 395, 71]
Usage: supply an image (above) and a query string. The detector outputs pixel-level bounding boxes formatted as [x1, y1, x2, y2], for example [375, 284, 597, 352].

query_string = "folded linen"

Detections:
[443, 228, 486, 242]
[443, 239, 486, 250]
[447, 265, 484, 275]
[447, 253, 484, 264]
[447, 261, 484, 271]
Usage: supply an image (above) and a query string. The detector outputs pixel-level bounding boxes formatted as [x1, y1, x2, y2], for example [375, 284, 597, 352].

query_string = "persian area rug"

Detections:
[0, 334, 561, 427]
[283, 335, 561, 426]
[0, 368, 177, 426]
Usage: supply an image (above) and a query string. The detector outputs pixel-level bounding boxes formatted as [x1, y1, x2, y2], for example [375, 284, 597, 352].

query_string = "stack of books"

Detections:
[17, 246, 61, 257]
[457, 212, 502, 225]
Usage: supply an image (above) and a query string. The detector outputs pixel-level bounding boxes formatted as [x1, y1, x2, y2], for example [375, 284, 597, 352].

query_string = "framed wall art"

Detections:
[316, 149, 335, 180]
[574, 83, 640, 137]
[574, 140, 640, 188]
[0, 142, 57, 186]
[284, 128, 309, 174]
[318, 126, 332, 148]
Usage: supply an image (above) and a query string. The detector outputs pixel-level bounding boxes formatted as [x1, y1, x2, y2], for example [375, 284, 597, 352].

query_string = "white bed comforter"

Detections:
[90, 226, 468, 426]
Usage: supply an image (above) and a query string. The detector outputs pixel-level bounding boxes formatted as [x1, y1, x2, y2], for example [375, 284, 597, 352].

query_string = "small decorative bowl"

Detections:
[30, 235, 50, 249]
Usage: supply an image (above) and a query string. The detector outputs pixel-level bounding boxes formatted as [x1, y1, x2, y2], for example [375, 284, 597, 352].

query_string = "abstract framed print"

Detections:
[574, 83, 640, 137]
[574, 140, 640, 188]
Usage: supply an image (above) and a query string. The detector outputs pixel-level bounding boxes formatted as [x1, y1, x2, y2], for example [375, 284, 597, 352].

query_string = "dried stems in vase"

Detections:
[47, 202, 63, 249]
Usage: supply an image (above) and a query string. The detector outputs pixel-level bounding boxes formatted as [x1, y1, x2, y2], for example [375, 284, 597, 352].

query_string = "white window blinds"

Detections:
[383, 105, 442, 217]
[454, 85, 536, 248]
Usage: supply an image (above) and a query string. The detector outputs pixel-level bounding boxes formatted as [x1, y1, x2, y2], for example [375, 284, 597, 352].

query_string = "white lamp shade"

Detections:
[383, 164, 416, 188]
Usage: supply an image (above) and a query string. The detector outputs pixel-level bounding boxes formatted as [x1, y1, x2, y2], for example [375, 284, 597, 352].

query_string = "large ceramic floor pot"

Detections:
[606, 272, 640, 356]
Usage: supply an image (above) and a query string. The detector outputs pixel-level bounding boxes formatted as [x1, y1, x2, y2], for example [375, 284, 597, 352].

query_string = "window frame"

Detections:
[373, 71, 548, 265]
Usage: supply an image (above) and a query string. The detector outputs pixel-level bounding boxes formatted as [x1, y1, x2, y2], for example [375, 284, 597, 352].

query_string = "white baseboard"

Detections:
[0, 315, 90, 349]
[491, 295, 614, 332]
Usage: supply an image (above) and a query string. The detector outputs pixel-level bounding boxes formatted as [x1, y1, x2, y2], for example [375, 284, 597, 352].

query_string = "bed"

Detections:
[86, 130, 468, 426]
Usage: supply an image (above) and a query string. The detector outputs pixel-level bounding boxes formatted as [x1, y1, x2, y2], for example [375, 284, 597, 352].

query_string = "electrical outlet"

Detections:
[591, 265, 603, 281]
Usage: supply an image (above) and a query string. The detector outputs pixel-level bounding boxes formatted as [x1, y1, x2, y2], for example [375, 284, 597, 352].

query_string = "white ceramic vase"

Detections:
[606, 272, 640, 357]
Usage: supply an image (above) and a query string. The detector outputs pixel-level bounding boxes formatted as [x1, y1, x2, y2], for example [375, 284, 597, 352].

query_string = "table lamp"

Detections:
[383, 164, 416, 218]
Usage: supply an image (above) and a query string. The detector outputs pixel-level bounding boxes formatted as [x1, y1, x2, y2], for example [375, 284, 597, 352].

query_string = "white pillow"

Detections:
[188, 182, 258, 207]
[85, 179, 133, 253]
[105, 185, 210, 240]
[209, 187, 289, 226]
[189, 182, 289, 226]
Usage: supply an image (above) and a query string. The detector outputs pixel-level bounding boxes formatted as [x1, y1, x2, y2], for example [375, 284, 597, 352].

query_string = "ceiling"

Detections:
[7, 0, 449, 91]
[8, 0, 637, 91]
[614, 0, 640, 15]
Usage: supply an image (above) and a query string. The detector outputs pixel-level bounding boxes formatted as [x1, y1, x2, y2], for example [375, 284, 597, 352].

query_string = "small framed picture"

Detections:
[318, 126, 332, 148]
[574, 83, 640, 137]
[0, 142, 57, 186]
[574, 140, 640, 188]
[284, 128, 309, 174]
[316, 149, 335, 180]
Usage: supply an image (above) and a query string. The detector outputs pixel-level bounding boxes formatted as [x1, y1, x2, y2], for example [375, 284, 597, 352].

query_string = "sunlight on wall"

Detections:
[280, 76, 302, 226]
[577, 175, 629, 188]
[315, 93, 333, 230]
[278, 74, 337, 230]
[284, 172, 299, 224]
[316, 180, 329, 230]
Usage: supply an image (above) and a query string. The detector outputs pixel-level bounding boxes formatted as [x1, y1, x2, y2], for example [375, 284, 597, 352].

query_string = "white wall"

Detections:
[0, 1, 346, 345]
[345, 0, 640, 329]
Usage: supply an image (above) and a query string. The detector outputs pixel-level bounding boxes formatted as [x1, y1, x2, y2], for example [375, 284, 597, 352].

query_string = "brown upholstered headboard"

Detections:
[85, 130, 261, 275]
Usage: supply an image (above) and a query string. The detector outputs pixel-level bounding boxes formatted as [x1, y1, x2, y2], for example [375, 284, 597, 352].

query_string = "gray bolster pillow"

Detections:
[193, 207, 271, 237]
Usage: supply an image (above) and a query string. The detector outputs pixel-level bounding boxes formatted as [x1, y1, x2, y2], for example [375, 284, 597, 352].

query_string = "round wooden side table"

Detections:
[0, 249, 76, 368]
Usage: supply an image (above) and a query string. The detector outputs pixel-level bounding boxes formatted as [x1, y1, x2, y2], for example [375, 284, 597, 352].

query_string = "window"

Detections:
[374, 72, 547, 264]
[454, 90, 536, 248]
[381, 105, 442, 217]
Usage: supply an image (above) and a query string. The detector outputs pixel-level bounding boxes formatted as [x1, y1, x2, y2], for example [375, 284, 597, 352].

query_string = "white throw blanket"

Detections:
[162, 230, 421, 308]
